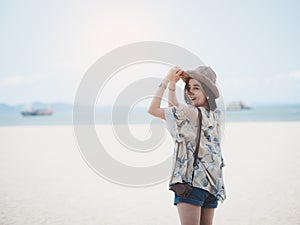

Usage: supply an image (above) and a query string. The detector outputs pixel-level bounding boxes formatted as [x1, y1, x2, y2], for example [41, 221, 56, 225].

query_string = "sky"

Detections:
[0, 0, 300, 106]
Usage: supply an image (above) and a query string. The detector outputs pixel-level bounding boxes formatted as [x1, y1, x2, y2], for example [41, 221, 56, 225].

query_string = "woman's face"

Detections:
[185, 79, 207, 107]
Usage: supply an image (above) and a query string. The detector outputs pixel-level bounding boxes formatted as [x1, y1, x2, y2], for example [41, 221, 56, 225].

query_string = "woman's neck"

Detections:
[197, 101, 210, 110]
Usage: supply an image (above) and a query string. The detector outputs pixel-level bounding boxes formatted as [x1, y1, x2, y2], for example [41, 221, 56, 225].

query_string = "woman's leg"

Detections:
[177, 202, 201, 225]
[200, 208, 215, 225]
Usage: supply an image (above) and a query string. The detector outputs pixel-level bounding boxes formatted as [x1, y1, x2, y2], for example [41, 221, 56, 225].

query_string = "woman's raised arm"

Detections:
[147, 67, 183, 119]
[168, 80, 179, 107]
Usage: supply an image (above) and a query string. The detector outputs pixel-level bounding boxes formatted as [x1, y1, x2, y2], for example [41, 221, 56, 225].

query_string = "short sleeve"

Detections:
[164, 107, 176, 138]
[164, 105, 186, 140]
[164, 108, 177, 139]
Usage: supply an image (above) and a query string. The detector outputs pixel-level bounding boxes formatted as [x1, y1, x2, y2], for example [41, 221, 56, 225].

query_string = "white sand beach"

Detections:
[0, 122, 299, 225]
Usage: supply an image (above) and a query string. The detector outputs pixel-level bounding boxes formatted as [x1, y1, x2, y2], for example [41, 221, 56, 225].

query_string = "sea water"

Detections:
[0, 104, 300, 126]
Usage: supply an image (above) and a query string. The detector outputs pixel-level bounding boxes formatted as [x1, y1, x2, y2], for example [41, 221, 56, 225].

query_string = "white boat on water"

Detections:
[226, 101, 251, 111]
[21, 104, 53, 116]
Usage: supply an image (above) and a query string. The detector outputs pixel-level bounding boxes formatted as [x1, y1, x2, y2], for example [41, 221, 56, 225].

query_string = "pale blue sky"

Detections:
[0, 0, 300, 105]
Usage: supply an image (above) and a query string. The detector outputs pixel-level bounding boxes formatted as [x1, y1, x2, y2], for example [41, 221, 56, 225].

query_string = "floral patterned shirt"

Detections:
[164, 104, 226, 202]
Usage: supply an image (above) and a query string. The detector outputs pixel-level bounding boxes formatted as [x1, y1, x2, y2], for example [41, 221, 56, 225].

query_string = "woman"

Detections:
[148, 66, 226, 225]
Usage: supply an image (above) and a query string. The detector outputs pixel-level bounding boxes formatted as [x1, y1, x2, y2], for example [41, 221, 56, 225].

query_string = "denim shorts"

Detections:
[174, 187, 218, 208]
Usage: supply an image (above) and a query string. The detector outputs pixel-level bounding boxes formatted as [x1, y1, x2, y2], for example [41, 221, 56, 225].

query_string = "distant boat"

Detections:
[226, 101, 252, 111]
[21, 104, 53, 116]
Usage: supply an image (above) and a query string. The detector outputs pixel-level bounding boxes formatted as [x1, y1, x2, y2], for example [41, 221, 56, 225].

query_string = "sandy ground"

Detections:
[0, 122, 299, 225]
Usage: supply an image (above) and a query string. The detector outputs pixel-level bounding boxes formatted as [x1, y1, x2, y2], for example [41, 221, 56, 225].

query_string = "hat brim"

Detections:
[181, 71, 220, 98]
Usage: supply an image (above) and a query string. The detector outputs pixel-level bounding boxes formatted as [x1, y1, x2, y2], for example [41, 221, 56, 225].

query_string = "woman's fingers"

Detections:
[176, 69, 184, 76]
[166, 66, 184, 82]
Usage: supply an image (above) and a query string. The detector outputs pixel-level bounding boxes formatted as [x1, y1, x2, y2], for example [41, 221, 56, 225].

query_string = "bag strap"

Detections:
[193, 108, 202, 167]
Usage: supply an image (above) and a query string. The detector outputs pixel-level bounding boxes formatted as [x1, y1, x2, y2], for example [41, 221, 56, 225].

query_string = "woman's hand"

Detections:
[166, 66, 184, 83]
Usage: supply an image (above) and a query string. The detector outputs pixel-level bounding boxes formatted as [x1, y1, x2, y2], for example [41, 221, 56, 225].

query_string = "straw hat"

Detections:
[181, 66, 220, 98]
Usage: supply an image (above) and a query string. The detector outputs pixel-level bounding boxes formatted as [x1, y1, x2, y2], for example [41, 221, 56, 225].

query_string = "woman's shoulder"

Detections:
[177, 103, 197, 114]
[178, 104, 199, 124]
[166, 103, 193, 112]
[197, 107, 223, 125]
[211, 107, 222, 120]
[164, 104, 197, 121]
[198, 106, 222, 115]
[171, 104, 191, 118]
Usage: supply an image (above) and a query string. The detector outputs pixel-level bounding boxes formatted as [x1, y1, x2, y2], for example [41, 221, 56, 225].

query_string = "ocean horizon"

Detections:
[0, 102, 300, 126]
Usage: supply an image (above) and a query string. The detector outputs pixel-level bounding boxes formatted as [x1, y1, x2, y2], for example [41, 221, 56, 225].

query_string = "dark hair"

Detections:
[184, 77, 217, 111]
